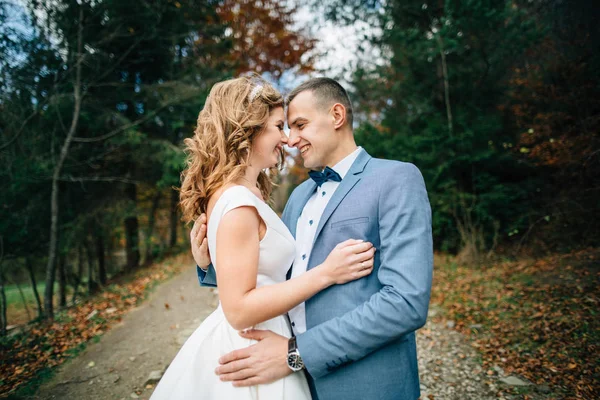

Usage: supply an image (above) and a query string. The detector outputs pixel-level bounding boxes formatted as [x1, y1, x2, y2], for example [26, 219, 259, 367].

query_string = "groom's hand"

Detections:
[191, 214, 211, 269]
[216, 329, 292, 387]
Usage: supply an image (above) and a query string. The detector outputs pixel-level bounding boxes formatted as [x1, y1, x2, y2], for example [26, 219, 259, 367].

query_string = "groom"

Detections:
[194, 77, 433, 400]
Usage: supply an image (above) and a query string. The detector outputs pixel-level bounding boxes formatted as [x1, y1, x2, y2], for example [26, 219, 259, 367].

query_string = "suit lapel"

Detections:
[312, 150, 372, 247]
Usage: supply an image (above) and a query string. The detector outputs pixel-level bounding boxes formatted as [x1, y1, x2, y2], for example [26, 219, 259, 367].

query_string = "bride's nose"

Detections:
[280, 131, 289, 144]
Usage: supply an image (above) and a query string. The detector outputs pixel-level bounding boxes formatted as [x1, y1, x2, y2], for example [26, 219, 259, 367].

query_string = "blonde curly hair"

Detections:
[179, 76, 284, 223]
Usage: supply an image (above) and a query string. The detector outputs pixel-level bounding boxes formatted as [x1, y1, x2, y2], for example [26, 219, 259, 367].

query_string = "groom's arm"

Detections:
[296, 162, 433, 379]
[197, 264, 217, 287]
[191, 214, 218, 287]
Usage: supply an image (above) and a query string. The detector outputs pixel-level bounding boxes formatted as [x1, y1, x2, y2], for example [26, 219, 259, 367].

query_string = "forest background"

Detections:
[0, 0, 598, 398]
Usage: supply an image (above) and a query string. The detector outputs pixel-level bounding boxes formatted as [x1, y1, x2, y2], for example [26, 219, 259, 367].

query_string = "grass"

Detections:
[5, 282, 48, 309]
[4, 282, 77, 326]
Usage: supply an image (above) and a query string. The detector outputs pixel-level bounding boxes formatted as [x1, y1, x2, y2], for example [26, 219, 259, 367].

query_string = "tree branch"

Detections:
[72, 90, 199, 143]
[57, 176, 138, 184]
[0, 109, 43, 151]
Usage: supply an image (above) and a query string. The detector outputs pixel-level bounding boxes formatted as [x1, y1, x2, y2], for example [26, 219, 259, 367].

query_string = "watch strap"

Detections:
[288, 336, 297, 353]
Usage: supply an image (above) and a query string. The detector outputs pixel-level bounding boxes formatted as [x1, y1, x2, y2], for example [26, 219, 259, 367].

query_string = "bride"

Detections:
[149, 76, 375, 399]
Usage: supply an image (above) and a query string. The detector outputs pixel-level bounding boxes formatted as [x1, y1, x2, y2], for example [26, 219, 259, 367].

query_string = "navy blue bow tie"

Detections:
[308, 166, 342, 186]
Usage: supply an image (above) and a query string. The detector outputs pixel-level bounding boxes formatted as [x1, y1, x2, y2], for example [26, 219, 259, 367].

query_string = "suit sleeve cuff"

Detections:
[296, 330, 330, 379]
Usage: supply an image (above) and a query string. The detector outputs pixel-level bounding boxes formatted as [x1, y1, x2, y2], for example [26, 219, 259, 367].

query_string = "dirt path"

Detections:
[30, 263, 218, 400]
[29, 263, 547, 400]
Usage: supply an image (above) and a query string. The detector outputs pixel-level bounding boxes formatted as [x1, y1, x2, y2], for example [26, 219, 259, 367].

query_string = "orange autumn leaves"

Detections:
[430, 250, 599, 399]
[0, 254, 192, 396]
[194, 0, 316, 78]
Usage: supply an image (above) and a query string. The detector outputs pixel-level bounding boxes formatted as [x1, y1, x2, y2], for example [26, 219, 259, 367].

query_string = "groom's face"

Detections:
[287, 90, 337, 169]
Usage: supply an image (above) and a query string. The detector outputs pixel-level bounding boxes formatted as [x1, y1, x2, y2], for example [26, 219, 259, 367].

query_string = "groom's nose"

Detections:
[287, 129, 301, 147]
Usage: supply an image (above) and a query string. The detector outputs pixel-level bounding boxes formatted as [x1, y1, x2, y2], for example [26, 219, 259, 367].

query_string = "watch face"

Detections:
[287, 353, 304, 371]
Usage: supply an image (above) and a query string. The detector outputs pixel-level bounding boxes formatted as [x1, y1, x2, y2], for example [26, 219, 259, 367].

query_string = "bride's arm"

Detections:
[216, 206, 374, 331]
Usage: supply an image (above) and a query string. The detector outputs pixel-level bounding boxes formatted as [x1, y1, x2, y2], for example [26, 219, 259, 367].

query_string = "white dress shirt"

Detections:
[288, 147, 363, 335]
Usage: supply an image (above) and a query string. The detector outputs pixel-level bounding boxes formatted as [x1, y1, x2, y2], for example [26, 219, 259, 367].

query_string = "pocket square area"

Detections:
[330, 217, 370, 229]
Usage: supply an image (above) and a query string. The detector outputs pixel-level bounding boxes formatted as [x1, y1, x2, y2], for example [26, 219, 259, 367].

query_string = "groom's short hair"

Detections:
[287, 78, 354, 127]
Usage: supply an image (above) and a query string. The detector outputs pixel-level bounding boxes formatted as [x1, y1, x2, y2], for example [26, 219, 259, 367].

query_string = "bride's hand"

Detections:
[319, 239, 375, 285]
[191, 214, 212, 269]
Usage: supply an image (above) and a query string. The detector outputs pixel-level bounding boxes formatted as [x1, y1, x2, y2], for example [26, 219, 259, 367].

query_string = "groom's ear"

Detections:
[330, 103, 347, 130]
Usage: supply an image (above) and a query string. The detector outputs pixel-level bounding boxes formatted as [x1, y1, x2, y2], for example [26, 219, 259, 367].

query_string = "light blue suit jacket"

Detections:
[198, 149, 433, 400]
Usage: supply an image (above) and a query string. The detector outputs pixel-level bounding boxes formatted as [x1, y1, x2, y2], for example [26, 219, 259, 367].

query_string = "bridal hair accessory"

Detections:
[249, 84, 263, 102]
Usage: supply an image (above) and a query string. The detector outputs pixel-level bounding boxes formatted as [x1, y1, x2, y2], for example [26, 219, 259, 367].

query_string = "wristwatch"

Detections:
[287, 337, 305, 372]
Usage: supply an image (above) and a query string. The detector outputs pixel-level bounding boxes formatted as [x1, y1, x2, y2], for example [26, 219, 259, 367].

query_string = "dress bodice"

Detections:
[207, 186, 296, 287]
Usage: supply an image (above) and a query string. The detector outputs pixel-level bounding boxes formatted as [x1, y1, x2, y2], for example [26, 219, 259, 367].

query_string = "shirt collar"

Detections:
[330, 146, 363, 180]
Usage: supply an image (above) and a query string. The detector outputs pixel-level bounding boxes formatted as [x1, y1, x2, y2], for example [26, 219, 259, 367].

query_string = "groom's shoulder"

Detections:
[368, 157, 423, 179]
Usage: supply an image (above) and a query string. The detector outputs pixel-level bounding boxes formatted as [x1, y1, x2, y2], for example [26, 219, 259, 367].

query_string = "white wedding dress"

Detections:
[150, 185, 311, 400]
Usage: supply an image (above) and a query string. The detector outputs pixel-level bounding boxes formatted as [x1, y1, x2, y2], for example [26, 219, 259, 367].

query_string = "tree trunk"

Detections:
[145, 190, 162, 263]
[436, 34, 453, 138]
[106, 234, 114, 276]
[85, 236, 97, 295]
[58, 254, 67, 308]
[0, 273, 6, 335]
[96, 227, 107, 285]
[125, 184, 141, 270]
[44, 6, 84, 319]
[71, 245, 84, 304]
[0, 237, 7, 335]
[26, 257, 43, 319]
[169, 189, 178, 247]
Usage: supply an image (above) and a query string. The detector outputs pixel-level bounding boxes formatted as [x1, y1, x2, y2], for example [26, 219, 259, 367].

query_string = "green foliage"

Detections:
[1, 0, 316, 324]
[0, 0, 230, 262]
[323, 0, 600, 254]
[350, 0, 543, 253]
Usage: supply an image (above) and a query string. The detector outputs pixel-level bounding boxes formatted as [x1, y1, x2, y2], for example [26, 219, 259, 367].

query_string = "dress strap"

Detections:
[220, 186, 260, 217]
